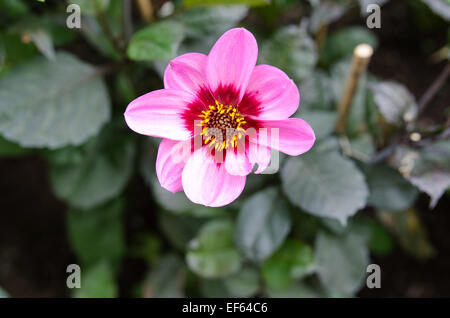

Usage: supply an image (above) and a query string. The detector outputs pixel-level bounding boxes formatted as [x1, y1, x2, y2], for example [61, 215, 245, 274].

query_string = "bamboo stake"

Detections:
[136, 0, 153, 22]
[335, 44, 374, 134]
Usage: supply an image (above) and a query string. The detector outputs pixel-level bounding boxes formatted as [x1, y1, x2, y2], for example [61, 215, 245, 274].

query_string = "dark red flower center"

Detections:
[182, 85, 262, 151]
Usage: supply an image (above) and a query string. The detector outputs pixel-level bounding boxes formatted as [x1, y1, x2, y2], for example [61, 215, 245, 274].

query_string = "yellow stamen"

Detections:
[198, 100, 246, 150]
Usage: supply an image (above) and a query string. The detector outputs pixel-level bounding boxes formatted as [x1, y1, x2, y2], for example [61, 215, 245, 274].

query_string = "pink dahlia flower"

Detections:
[124, 28, 315, 207]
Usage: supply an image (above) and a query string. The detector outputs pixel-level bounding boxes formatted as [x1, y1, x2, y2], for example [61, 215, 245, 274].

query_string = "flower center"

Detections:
[198, 100, 246, 151]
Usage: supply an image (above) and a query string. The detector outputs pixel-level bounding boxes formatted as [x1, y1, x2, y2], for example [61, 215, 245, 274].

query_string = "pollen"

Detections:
[198, 100, 246, 151]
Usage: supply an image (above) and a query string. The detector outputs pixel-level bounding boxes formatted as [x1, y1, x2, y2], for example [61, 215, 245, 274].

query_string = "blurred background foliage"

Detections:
[0, 0, 449, 298]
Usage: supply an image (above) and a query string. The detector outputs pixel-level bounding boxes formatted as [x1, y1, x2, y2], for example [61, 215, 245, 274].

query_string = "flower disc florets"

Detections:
[199, 100, 246, 150]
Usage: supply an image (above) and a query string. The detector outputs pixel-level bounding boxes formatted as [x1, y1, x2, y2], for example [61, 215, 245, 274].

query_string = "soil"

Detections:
[359, 195, 450, 298]
[0, 0, 449, 298]
[0, 156, 72, 297]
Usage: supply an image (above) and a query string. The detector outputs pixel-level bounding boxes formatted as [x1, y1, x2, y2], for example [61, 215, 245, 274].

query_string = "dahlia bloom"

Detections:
[124, 28, 315, 207]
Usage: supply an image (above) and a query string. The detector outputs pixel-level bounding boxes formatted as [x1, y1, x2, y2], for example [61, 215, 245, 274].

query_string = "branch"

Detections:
[94, 1, 125, 56]
[123, 0, 133, 41]
[418, 63, 450, 114]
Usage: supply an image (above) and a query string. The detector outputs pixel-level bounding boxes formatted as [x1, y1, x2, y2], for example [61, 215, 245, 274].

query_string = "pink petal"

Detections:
[248, 142, 271, 174]
[245, 65, 299, 120]
[207, 28, 258, 102]
[250, 118, 315, 156]
[182, 147, 246, 207]
[163, 53, 208, 93]
[225, 150, 253, 176]
[124, 89, 194, 140]
[156, 138, 191, 193]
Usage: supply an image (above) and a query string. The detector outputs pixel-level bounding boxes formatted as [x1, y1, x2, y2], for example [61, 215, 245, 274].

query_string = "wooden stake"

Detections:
[136, 0, 153, 22]
[335, 44, 374, 134]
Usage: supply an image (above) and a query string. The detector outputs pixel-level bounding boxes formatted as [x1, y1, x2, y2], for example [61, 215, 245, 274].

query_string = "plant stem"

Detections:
[418, 63, 450, 114]
[123, 0, 133, 41]
[94, 1, 125, 56]
[369, 143, 397, 164]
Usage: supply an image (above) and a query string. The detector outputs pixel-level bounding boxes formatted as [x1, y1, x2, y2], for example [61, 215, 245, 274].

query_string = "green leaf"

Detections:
[0, 135, 29, 157]
[0, 0, 28, 19]
[262, 239, 314, 291]
[115, 71, 137, 104]
[159, 212, 207, 250]
[200, 278, 231, 297]
[44, 14, 78, 47]
[422, 0, 450, 21]
[66, 198, 125, 268]
[368, 219, 393, 257]
[315, 230, 369, 296]
[0, 52, 110, 149]
[128, 232, 162, 265]
[291, 210, 321, 242]
[186, 219, 242, 278]
[0, 39, 5, 70]
[0, 33, 37, 68]
[347, 133, 375, 161]
[81, 17, 121, 60]
[49, 127, 135, 209]
[281, 148, 369, 224]
[296, 71, 334, 111]
[260, 25, 317, 82]
[410, 172, 450, 208]
[298, 110, 337, 140]
[184, 0, 268, 7]
[129, 233, 162, 265]
[371, 81, 418, 125]
[43, 144, 85, 166]
[9, 16, 56, 60]
[0, 287, 9, 298]
[309, 0, 353, 32]
[392, 141, 450, 208]
[69, 0, 110, 16]
[319, 207, 373, 239]
[235, 187, 291, 262]
[73, 261, 117, 298]
[200, 266, 260, 298]
[142, 254, 185, 298]
[312, 136, 341, 154]
[127, 21, 184, 61]
[365, 164, 418, 211]
[267, 281, 325, 298]
[180, 6, 248, 39]
[223, 266, 260, 297]
[321, 27, 377, 66]
[29, 29, 55, 60]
